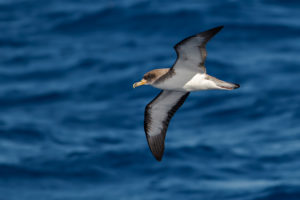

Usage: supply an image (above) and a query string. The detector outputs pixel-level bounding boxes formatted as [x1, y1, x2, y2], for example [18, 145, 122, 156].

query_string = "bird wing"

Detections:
[172, 26, 223, 74]
[144, 90, 189, 161]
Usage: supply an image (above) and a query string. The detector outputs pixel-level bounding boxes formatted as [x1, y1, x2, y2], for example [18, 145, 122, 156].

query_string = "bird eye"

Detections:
[144, 75, 149, 80]
[144, 74, 155, 81]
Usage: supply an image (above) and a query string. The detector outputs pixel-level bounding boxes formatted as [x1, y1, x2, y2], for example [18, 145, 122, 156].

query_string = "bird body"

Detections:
[152, 69, 234, 92]
[133, 26, 240, 161]
[183, 73, 218, 91]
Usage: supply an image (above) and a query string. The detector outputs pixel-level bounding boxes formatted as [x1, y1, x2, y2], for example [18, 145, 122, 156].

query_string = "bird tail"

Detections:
[217, 80, 240, 90]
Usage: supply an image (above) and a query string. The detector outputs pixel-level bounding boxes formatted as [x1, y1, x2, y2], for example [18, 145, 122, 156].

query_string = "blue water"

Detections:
[1, 0, 300, 199]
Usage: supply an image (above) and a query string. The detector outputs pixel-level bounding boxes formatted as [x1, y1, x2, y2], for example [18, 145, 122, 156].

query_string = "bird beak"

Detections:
[133, 79, 147, 88]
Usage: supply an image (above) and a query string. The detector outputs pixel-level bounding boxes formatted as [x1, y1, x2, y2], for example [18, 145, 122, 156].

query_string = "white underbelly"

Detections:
[153, 72, 218, 92]
[183, 73, 218, 91]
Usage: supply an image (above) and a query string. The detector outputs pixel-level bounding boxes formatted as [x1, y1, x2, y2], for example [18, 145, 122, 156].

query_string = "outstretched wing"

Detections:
[144, 90, 189, 161]
[173, 26, 223, 73]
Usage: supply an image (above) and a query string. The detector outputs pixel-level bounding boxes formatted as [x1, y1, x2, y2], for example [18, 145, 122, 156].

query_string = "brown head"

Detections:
[133, 68, 169, 88]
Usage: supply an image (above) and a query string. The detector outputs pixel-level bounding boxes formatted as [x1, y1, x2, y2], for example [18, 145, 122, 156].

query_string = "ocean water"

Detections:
[0, 0, 300, 199]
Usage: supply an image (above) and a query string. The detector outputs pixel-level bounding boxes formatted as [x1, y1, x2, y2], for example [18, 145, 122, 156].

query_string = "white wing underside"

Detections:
[144, 90, 189, 161]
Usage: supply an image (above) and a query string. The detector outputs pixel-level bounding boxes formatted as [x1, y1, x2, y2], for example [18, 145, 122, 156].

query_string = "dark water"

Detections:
[1, 0, 300, 199]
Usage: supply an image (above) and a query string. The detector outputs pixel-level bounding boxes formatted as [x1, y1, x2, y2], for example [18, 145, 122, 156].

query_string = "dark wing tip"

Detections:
[174, 26, 224, 50]
[198, 25, 224, 43]
[213, 25, 224, 31]
[146, 134, 165, 161]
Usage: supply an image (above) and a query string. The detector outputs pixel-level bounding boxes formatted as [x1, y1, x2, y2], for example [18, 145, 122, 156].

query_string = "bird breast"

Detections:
[152, 70, 218, 92]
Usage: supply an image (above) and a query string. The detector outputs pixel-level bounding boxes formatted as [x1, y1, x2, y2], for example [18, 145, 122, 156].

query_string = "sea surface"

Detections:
[0, 0, 300, 199]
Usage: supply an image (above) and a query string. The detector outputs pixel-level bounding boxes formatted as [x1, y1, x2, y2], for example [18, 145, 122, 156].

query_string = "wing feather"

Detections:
[144, 90, 189, 161]
[173, 26, 223, 73]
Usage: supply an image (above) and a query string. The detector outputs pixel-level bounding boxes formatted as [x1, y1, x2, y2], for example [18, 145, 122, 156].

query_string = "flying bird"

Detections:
[133, 26, 239, 161]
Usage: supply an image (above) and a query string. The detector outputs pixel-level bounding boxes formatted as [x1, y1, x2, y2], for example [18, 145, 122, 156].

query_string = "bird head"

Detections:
[133, 71, 157, 88]
[133, 69, 169, 88]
